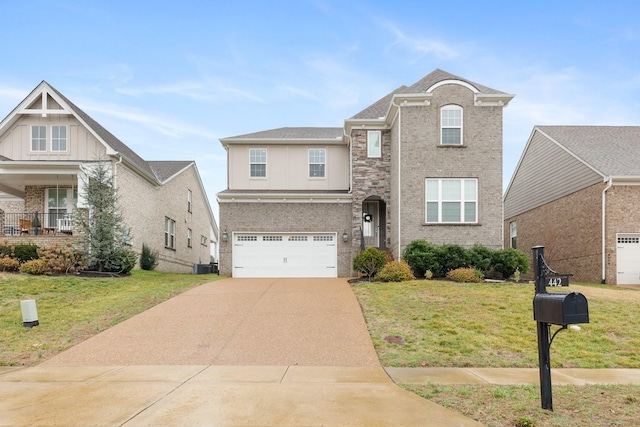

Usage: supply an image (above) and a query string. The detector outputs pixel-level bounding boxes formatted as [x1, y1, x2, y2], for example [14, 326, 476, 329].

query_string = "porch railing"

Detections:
[1, 212, 74, 236]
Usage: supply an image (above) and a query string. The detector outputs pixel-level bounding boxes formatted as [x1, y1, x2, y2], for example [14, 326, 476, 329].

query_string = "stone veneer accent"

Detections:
[219, 201, 352, 277]
[350, 128, 392, 259]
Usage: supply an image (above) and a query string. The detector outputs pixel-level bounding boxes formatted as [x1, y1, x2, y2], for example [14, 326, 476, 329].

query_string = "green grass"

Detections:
[352, 279, 640, 426]
[0, 270, 223, 366]
[352, 280, 640, 368]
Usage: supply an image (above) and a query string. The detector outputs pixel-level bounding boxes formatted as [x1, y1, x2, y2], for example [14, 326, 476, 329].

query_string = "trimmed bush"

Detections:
[446, 267, 484, 283]
[140, 243, 159, 271]
[375, 261, 415, 282]
[492, 248, 529, 279]
[0, 244, 39, 263]
[19, 259, 50, 275]
[353, 247, 387, 280]
[467, 244, 494, 272]
[439, 244, 470, 274]
[37, 242, 85, 274]
[0, 257, 20, 272]
[402, 240, 441, 278]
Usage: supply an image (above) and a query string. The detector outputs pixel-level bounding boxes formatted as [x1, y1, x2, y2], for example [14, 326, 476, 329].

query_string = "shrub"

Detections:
[446, 267, 484, 283]
[402, 240, 441, 278]
[424, 270, 433, 280]
[467, 244, 494, 272]
[439, 244, 470, 274]
[375, 261, 415, 282]
[101, 249, 137, 274]
[353, 247, 387, 280]
[140, 243, 159, 271]
[0, 257, 20, 272]
[0, 244, 39, 263]
[37, 242, 85, 274]
[19, 259, 50, 275]
[492, 248, 529, 279]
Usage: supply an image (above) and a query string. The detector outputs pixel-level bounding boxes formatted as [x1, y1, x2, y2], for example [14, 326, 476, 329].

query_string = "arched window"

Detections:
[441, 105, 463, 145]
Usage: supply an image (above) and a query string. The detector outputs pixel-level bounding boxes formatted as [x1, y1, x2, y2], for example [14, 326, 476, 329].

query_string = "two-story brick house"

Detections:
[217, 69, 514, 277]
[0, 81, 218, 273]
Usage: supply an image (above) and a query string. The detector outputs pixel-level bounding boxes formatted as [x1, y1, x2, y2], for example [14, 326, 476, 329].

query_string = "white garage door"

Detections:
[617, 234, 640, 285]
[233, 233, 338, 278]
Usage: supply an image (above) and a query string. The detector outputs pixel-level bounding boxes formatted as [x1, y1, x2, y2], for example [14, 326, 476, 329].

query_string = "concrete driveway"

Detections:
[0, 278, 483, 426]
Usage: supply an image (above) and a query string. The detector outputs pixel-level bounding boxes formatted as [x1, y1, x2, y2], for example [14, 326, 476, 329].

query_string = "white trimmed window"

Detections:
[31, 126, 46, 151]
[426, 178, 477, 223]
[367, 130, 381, 158]
[250, 148, 267, 177]
[187, 189, 192, 213]
[164, 217, 176, 249]
[510, 222, 517, 249]
[52, 126, 67, 151]
[441, 105, 463, 145]
[308, 149, 326, 178]
[187, 228, 192, 248]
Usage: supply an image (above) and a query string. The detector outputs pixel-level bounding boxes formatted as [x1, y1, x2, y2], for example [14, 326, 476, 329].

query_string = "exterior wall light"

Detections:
[222, 230, 228, 242]
[342, 231, 349, 242]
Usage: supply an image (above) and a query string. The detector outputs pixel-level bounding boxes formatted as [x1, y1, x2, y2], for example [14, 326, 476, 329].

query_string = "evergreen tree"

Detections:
[76, 160, 136, 273]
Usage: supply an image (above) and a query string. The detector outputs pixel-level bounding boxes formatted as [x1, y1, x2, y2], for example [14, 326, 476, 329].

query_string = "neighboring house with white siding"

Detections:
[217, 69, 514, 278]
[0, 81, 218, 273]
[503, 126, 640, 285]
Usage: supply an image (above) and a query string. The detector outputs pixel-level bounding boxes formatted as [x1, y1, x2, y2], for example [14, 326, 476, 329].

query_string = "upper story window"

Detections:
[31, 126, 46, 151]
[367, 130, 381, 158]
[441, 105, 463, 145]
[425, 178, 477, 223]
[187, 228, 192, 248]
[308, 149, 326, 178]
[187, 189, 192, 213]
[31, 125, 68, 152]
[52, 126, 67, 151]
[250, 148, 267, 177]
[510, 221, 517, 249]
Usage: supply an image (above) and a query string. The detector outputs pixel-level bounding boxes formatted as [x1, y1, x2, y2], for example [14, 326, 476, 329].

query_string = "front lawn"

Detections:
[352, 280, 640, 426]
[0, 270, 222, 366]
[351, 280, 640, 368]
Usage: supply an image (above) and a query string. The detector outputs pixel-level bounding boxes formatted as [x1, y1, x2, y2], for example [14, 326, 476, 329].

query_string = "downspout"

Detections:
[344, 131, 353, 193]
[391, 100, 402, 260]
[601, 177, 613, 283]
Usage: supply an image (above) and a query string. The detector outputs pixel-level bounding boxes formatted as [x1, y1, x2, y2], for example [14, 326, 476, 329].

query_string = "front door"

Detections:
[362, 201, 379, 248]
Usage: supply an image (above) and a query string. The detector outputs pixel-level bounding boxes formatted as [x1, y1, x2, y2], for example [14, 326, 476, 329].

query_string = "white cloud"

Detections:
[382, 22, 459, 60]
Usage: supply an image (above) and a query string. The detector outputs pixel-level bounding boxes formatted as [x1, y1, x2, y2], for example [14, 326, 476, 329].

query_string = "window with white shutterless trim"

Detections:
[250, 148, 267, 177]
[441, 105, 463, 145]
[367, 130, 381, 157]
[308, 148, 326, 178]
[425, 178, 477, 223]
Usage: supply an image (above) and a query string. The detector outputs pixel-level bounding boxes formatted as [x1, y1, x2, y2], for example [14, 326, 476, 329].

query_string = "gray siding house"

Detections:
[0, 81, 218, 273]
[504, 126, 640, 285]
[218, 69, 514, 277]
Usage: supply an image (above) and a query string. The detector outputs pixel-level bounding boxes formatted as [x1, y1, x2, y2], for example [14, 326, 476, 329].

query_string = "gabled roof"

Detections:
[350, 69, 512, 120]
[148, 160, 194, 183]
[221, 127, 344, 145]
[535, 126, 640, 177]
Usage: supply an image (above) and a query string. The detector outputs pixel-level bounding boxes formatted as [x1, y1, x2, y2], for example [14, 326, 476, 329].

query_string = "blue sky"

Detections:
[2, 1, 639, 222]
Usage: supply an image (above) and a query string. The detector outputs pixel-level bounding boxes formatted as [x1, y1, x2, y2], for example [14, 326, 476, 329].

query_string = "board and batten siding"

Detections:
[504, 129, 603, 219]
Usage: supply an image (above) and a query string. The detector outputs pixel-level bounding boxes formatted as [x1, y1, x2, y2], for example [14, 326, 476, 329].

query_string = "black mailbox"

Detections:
[533, 292, 589, 325]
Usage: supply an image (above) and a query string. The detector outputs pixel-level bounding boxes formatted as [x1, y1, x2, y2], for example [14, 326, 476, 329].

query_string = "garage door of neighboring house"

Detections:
[617, 234, 640, 285]
[233, 233, 338, 278]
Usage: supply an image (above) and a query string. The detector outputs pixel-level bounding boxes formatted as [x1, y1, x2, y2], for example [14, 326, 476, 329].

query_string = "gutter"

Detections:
[391, 99, 403, 260]
[601, 177, 613, 283]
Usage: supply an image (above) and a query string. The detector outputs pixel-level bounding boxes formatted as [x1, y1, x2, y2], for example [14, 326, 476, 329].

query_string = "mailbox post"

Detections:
[532, 245, 589, 411]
